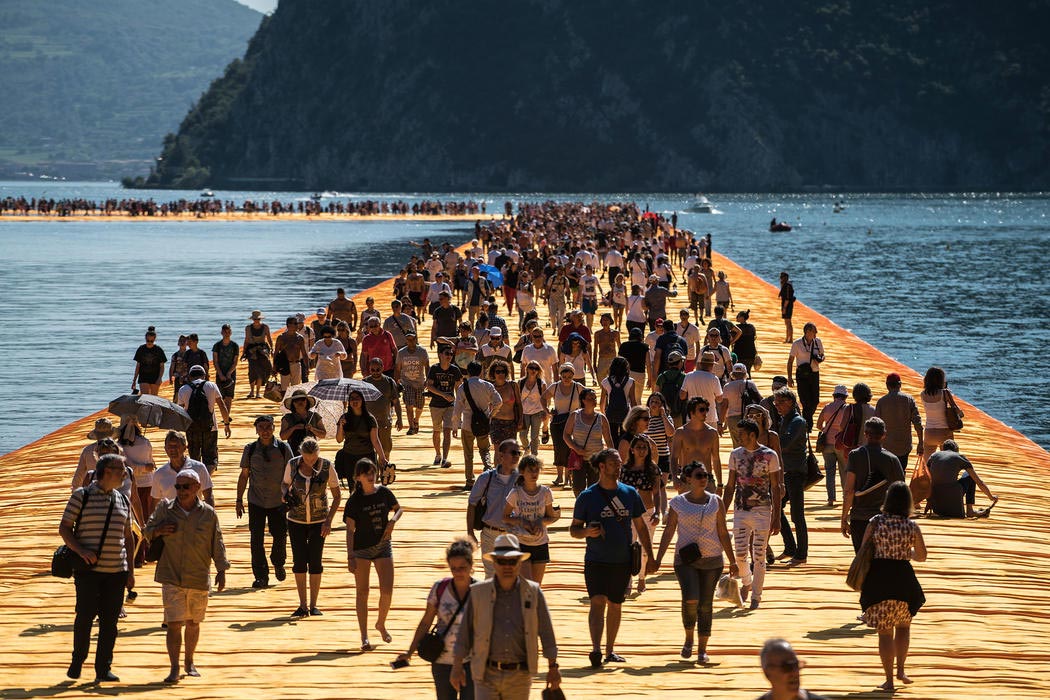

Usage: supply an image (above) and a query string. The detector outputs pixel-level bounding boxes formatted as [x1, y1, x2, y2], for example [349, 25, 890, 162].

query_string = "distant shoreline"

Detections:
[0, 212, 499, 223]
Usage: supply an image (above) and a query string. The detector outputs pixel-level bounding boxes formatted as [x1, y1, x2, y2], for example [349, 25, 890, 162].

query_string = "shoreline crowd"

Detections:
[58, 200, 998, 699]
[0, 196, 492, 218]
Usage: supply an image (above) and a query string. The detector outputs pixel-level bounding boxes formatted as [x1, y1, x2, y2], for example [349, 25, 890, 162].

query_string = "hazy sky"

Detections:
[236, 0, 276, 13]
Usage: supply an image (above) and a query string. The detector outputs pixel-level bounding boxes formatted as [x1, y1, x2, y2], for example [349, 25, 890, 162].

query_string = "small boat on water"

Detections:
[769, 218, 792, 232]
[200, 190, 215, 198]
[686, 194, 716, 213]
[833, 199, 846, 213]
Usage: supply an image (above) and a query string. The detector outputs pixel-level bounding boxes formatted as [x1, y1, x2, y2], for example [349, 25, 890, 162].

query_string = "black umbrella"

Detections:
[108, 394, 192, 431]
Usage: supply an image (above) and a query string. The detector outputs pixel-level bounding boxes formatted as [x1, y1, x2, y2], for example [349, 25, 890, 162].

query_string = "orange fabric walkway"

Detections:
[1, 246, 1047, 699]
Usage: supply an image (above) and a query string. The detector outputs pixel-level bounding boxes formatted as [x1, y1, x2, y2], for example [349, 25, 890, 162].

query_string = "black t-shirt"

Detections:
[340, 412, 378, 454]
[427, 363, 462, 408]
[133, 344, 168, 382]
[618, 340, 649, 373]
[343, 486, 398, 550]
[846, 445, 905, 521]
[184, 348, 209, 371]
[431, 305, 462, 338]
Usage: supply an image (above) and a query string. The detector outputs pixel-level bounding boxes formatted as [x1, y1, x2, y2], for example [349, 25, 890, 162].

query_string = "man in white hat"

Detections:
[450, 533, 560, 700]
[478, 327, 513, 378]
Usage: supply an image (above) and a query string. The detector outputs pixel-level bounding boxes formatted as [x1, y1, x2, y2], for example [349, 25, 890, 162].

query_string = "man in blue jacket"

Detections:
[773, 388, 809, 565]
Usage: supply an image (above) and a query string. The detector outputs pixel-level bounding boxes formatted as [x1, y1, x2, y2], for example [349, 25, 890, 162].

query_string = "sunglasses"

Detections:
[174, 483, 195, 490]
[696, 407, 709, 412]
[493, 369, 508, 374]
[765, 659, 802, 672]
[493, 557, 520, 566]
[504, 449, 522, 457]
[692, 473, 710, 480]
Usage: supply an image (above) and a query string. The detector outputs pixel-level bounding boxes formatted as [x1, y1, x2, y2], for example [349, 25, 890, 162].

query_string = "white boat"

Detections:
[200, 190, 215, 198]
[686, 195, 715, 213]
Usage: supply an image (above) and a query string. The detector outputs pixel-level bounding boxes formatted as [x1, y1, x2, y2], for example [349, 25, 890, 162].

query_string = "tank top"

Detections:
[520, 379, 545, 416]
[552, 382, 581, 417]
[670, 492, 723, 563]
[647, 414, 673, 456]
[922, 390, 949, 430]
[571, 411, 605, 455]
[620, 462, 656, 492]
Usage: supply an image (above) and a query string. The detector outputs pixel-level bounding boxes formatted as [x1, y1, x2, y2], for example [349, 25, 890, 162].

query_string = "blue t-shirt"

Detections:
[573, 482, 644, 564]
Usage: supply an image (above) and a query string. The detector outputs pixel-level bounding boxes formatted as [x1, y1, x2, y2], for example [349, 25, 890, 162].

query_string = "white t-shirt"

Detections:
[789, 337, 824, 369]
[677, 322, 702, 360]
[424, 258, 445, 279]
[626, 295, 646, 322]
[310, 339, 347, 380]
[580, 274, 600, 299]
[177, 380, 224, 426]
[521, 343, 558, 384]
[505, 485, 554, 545]
[151, 459, 212, 500]
[605, 249, 624, 269]
[426, 281, 452, 304]
[681, 370, 723, 426]
[426, 578, 472, 665]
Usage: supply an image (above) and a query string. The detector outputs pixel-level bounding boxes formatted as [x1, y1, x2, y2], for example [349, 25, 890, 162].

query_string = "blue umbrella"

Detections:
[478, 264, 503, 288]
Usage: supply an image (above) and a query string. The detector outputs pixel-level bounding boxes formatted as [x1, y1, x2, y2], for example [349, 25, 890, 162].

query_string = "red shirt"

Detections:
[558, 322, 592, 345]
[361, 330, 397, 371]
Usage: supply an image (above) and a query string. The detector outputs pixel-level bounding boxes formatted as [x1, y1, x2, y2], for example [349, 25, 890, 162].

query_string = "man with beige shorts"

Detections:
[144, 469, 229, 684]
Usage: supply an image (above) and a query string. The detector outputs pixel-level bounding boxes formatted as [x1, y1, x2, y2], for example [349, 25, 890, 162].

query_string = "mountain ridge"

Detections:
[135, 0, 1050, 192]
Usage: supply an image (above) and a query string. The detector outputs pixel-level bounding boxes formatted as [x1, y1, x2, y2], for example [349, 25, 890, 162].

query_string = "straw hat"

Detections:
[250, 310, 265, 320]
[282, 388, 317, 410]
[87, 417, 114, 440]
[482, 533, 531, 562]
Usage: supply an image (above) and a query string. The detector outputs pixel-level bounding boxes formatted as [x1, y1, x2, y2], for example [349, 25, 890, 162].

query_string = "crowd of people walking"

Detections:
[58, 200, 998, 697]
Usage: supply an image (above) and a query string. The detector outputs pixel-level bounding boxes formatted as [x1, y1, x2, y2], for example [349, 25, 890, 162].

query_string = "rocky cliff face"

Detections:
[137, 0, 1050, 191]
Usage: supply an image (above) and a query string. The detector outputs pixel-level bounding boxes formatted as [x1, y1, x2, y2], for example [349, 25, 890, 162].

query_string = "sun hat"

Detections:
[282, 388, 317, 410]
[87, 417, 114, 440]
[559, 363, 576, 374]
[482, 533, 531, 562]
[250, 310, 265, 320]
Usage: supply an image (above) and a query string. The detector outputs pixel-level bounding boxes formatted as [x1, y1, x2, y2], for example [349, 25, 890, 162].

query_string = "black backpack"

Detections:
[187, 381, 214, 429]
[741, 380, 762, 413]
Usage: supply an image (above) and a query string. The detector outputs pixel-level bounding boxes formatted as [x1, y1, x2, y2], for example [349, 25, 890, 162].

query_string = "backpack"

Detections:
[835, 405, 862, 452]
[605, 375, 630, 425]
[741, 380, 762, 413]
[659, 370, 687, 421]
[187, 381, 214, 430]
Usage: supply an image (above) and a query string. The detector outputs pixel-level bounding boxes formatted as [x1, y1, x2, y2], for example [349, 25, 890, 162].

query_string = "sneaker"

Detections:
[95, 671, 120, 683]
[67, 660, 83, 680]
[274, 566, 286, 582]
[604, 653, 626, 663]
[251, 579, 269, 589]
[309, 607, 323, 616]
[749, 599, 760, 610]
[433, 455, 442, 466]
[291, 606, 309, 618]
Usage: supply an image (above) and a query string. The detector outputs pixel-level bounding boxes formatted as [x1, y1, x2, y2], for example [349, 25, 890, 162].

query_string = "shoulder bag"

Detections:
[815, 401, 846, 452]
[846, 517, 878, 591]
[943, 389, 964, 431]
[471, 470, 495, 531]
[52, 490, 116, 578]
[417, 578, 472, 663]
[804, 432, 825, 490]
[596, 487, 643, 576]
[566, 412, 598, 472]
[463, 380, 491, 437]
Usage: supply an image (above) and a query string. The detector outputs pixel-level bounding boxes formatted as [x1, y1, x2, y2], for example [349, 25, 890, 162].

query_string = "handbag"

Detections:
[815, 402, 846, 452]
[463, 380, 491, 437]
[145, 535, 166, 563]
[418, 579, 470, 663]
[944, 388, 964, 431]
[471, 470, 494, 531]
[596, 487, 643, 576]
[909, 453, 931, 505]
[566, 412, 598, 471]
[51, 490, 115, 579]
[804, 433, 825, 490]
[835, 404, 861, 452]
[846, 518, 878, 591]
[263, 374, 285, 403]
[542, 687, 567, 700]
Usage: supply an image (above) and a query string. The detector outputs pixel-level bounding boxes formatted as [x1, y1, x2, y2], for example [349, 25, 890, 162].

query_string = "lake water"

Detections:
[2, 182, 1048, 453]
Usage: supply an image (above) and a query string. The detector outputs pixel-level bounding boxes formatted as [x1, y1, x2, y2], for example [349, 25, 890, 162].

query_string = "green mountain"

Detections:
[0, 0, 261, 180]
[137, 0, 1050, 192]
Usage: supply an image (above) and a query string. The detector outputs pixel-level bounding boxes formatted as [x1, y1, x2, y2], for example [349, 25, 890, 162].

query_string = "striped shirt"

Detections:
[61, 483, 131, 573]
[647, 414, 674, 456]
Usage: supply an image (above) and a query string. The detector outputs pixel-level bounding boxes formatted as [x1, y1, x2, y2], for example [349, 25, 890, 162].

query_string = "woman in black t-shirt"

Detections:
[343, 459, 402, 651]
[132, 326, 167, 395]
[335, 390, 386, 489]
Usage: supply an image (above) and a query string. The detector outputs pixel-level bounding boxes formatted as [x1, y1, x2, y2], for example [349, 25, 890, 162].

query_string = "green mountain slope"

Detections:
[0, 0, 261, 180]
[139, 0, 1050, 192]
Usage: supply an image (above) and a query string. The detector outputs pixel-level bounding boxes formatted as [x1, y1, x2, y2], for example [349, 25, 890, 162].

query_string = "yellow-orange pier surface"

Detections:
[2, 249, 1047, 700]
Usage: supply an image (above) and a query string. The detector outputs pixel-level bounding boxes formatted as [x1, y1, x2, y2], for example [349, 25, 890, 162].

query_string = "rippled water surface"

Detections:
[1, 182, 1048, 453]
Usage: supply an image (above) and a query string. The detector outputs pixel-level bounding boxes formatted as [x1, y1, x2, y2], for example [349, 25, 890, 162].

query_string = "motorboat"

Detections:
[769, 218, 792, 232]
[200, 190, 215, 198]
[686, 194, 715, 213]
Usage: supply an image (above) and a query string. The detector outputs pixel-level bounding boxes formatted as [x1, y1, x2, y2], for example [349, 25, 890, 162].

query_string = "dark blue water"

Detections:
[2, 182, 1048, 453]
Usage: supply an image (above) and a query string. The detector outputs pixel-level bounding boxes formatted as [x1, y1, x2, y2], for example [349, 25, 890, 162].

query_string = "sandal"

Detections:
[541, 431, 550, 445]
[681, 641, 693, 659]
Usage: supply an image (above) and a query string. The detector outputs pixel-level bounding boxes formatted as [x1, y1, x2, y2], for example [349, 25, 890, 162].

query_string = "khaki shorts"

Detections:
[162, 583, 209, 624]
